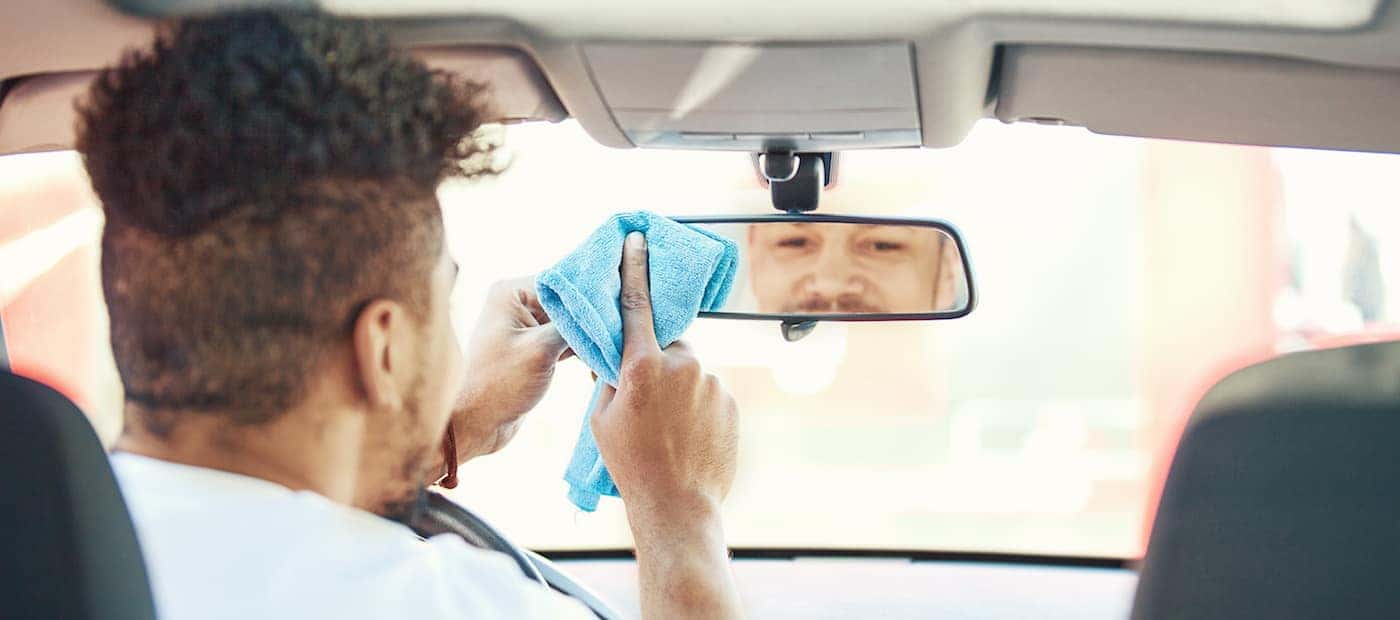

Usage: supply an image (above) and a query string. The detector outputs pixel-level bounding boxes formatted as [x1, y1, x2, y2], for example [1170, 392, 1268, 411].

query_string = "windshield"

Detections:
[4, 119, 1397, 558]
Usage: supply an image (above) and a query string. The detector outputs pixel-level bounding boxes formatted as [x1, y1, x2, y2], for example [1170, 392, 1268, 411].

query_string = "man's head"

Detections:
[77, 10, 490, 516]
[746, 222, 961, 314]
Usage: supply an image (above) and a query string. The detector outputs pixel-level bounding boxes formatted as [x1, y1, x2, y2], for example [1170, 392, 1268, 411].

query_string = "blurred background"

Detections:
[4, 118, 1397, 558]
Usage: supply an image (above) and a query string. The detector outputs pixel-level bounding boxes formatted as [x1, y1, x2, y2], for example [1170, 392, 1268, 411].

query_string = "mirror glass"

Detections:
[683, 219, 972, 319]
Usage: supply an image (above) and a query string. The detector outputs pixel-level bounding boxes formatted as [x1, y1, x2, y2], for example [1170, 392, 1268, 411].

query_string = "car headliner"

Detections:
[2, 0, 1400, 156]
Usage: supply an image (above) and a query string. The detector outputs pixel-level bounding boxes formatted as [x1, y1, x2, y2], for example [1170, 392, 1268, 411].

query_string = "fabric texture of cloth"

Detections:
[536, 211, 739, 511]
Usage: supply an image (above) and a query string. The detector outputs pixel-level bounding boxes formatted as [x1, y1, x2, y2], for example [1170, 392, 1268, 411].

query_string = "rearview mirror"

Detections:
[673, 215, 975, 321]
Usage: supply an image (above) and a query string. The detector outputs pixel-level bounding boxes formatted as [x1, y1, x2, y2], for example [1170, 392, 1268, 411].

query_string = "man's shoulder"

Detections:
[111, 454, 591, 619]
[293, 531, 592, 619]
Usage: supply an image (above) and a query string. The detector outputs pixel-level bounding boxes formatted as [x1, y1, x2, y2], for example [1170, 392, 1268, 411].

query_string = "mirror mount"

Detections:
[755, 152, 836, 213]
[780, 319, 819, 342]
[757, 151, 800, 183]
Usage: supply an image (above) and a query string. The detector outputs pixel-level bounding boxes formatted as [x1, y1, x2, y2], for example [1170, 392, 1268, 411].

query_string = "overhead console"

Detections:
[581, 42, 921, 151]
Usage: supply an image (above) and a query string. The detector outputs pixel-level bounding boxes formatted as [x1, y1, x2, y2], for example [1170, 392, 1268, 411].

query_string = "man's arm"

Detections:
[588, 231, 744, 620]
[628, 496, 742, 618]
[439, 234, 742, 617]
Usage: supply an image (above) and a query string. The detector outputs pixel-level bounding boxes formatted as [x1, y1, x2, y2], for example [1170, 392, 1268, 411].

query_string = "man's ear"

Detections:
[351, 299, 410, 411]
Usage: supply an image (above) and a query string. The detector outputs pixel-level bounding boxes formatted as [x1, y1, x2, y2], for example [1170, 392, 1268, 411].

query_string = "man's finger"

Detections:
[487, 276, 549, 328]
[530, 323, 569, 360]
[490, 276, 535, 305]
[525, 298, 550, 327]
[619, 231, 659, 355]
[587, 384, 618, 431]
[516, 276, 552, 325]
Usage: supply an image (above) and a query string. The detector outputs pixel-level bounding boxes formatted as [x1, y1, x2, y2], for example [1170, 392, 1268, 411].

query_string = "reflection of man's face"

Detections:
[747, 223, 948, 314]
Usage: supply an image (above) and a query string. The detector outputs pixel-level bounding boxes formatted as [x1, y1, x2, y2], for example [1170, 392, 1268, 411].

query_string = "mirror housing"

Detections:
[672, 214, 976, 322]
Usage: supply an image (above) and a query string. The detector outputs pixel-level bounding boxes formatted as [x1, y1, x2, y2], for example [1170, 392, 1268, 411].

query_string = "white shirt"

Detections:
[111, 452, 594, 619]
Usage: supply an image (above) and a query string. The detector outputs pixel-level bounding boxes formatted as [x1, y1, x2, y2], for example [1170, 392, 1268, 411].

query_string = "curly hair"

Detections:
[76, 10, 495, 432]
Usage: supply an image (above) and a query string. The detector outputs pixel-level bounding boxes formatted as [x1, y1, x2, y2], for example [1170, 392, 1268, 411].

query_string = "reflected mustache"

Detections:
[783, 295, 886, 313]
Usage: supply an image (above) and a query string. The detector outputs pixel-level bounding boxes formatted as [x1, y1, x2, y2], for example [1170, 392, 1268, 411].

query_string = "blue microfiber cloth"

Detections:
[537, 211, 739, 511]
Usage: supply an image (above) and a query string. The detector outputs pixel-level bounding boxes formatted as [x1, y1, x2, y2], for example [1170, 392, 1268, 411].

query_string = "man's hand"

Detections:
[590, 232, 744, 620]
[451, 277, 571, 461]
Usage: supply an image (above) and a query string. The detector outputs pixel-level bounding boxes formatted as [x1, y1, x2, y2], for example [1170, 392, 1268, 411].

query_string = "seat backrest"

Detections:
[1132, 341, 1400, 620]
[0, 371, 156, 620]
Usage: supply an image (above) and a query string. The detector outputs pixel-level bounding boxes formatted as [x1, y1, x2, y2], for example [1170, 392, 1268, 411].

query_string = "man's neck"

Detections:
[115, 406, 364, 506]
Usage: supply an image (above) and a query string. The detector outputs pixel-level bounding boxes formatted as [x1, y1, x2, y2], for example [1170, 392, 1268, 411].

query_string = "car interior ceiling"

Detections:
[5, 1, 1400, 619]
[8, 1, 1400, 158]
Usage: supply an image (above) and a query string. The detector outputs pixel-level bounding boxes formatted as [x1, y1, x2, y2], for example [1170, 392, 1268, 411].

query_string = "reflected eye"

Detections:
[776, 236, 812, 249]
[860, 238, 907, 254]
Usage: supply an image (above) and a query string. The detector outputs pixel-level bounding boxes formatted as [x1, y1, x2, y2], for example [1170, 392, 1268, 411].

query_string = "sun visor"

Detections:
[0, 72, 92, 156]
[583, 42, 921, 151]
[0, 46, 565, 157]
[414, 47, 567, 123]
[995, 45, 1400, 154]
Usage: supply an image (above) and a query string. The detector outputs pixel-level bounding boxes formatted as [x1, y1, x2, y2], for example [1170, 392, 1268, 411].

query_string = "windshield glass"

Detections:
[4, 120, 1398, 558]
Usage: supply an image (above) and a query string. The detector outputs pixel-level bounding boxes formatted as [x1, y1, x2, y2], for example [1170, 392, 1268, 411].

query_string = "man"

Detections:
[746, 221, 962, 314]
[77, 10, 741, 619]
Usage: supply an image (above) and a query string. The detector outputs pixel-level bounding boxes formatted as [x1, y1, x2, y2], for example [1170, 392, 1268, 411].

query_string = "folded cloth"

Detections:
[537, 211, 739, 511]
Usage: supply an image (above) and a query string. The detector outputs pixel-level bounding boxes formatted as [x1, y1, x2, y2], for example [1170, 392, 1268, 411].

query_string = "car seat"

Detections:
[0, 370, 157, 619]
[1132, 341, 1400, 619]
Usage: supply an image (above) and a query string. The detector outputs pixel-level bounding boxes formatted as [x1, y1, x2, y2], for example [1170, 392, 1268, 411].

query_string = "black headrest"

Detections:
[1132, 341, 1400, 620]
[0, 371, 156, 620]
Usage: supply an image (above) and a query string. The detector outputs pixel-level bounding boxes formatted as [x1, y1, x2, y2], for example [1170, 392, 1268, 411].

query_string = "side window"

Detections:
[0, 152, 121, 444]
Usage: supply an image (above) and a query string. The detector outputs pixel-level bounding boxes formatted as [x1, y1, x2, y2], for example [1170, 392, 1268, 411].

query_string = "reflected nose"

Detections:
[802, 245, 863, 299]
